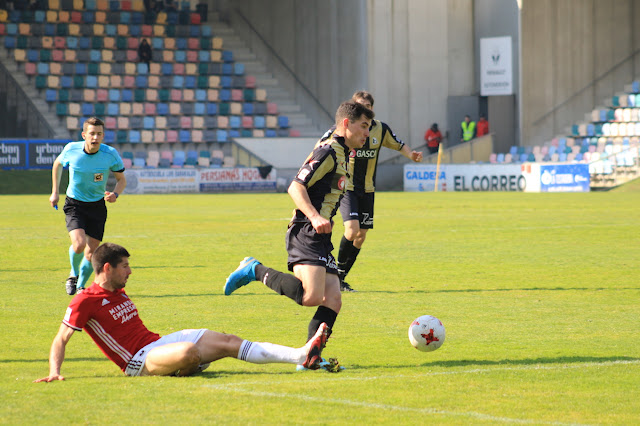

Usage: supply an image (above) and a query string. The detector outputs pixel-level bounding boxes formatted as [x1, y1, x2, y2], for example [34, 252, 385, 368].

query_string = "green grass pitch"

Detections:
[1, 190, 639, 424]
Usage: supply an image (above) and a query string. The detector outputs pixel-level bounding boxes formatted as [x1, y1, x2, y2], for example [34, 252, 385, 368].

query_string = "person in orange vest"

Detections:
[476, 114, 489, 137]
[424, 123, 443, 155]
[460, 115, 476, 142]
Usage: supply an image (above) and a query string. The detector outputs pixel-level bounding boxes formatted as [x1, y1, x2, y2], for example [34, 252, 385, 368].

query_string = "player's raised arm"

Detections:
[34, 323, 75, 383]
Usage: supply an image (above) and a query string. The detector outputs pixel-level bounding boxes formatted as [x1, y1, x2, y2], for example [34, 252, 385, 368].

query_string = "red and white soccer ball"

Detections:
[408, 315, 445, 352]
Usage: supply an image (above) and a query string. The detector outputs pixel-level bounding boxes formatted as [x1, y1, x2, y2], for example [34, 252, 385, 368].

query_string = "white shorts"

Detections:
[125, 329, 207, 376]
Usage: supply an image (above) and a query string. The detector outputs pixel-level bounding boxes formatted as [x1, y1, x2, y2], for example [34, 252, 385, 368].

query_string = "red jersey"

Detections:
[476, 119, 489, 137]
[424, 129, 442, 148]
[62, 283, 160, 371]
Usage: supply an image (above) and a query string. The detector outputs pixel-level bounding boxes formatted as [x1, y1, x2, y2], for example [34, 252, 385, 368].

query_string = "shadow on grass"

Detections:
[347, 355, 640, 371]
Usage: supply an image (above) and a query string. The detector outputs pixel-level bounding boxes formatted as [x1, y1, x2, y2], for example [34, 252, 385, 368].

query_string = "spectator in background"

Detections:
[137, 38, 152, 73]
[476, 114, 489, 137]
[424, 123, 443, 155]
[460, 115, 476, 142]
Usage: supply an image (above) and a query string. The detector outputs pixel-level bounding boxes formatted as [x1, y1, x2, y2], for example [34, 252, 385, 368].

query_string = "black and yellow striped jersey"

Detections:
[318, 119, 405, 193]
[292, 135, 351, 222]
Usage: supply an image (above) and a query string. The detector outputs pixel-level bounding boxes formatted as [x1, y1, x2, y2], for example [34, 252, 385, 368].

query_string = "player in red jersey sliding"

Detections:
[35, 242, 328, 381]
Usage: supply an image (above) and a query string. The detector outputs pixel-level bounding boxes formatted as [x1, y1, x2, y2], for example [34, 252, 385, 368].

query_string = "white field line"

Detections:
[202, 359, 639, 425]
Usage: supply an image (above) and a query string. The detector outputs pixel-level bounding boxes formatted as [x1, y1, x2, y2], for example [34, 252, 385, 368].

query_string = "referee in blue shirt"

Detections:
[50, 117, 127, 295]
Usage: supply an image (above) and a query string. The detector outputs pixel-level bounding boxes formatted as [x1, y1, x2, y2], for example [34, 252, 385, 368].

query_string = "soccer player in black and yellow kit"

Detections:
[320, 91, 423, 291]
[223, 101, 374, 370]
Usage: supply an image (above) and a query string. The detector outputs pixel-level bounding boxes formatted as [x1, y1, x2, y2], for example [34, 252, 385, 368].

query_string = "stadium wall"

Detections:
[521, 0, 640, 147]
[210, 0, 640, 152]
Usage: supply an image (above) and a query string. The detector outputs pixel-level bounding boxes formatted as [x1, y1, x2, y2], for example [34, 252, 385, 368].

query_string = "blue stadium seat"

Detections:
[122, 89, 133, 102]
[135, 76, 148, 88]
[86, 76, 98, 88]
[143, 117, 155, 129]
[179, 130, 191, 143]
[229, 116, 241, 128]
[253, 116, 265, 128]
[161, 63, 173, 75]
[172, 76, 184, 88]
[60, 76, 72, 89]
[107, 103, 119, 115]
[234, 63, 245, 75]
[45, 89, 57, 102]
[243, 103, 254, 115]
[173, 150, 186, 167]
[222, 50, 233, 62]
[156, 103, 169, 116]
[216, 130, 228, 142]
[219, 89, 231, 102]
[108, 89, 120, 102]
[104, 130, 115, 143]
[4, 37, 16, 49]
[198, 51, 210, 62]
[136, 63, 148, 74]
[120, 12, 131, 24]
[220, 76, 232, 88]
[265, 129, 277, 137]
[222, 63, 233, 75]
[130, 24, 141, 37]
[174, 51, 186, 62]
[195, 89, 206, 102]
[129, 130, 141, 143]
[194, 103, 205, 115]
[278, 116, 289, 128]
[206, 103, 218, 115]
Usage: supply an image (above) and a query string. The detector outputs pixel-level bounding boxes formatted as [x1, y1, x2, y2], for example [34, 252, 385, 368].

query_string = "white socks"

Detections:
[238, 340, 305, 365]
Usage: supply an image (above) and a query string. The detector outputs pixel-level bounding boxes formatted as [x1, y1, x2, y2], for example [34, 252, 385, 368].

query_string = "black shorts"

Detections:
[63, 197, 108, 241]
[286, 220, 338, 274]
[339, 191, 374, 229]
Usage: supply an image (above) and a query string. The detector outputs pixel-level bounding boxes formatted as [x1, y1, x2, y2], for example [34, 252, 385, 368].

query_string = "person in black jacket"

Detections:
[137, 38, 152, 73]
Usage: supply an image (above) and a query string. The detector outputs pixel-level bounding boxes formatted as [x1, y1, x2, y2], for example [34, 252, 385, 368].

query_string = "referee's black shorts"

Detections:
[286, 220, 338, 274]
[63, 197, 107, 241]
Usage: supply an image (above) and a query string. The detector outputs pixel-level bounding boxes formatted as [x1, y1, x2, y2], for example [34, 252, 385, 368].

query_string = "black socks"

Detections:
[254, 264, 304, 305]
[337, 236, 360, 279]
[308, 305, 338, 340]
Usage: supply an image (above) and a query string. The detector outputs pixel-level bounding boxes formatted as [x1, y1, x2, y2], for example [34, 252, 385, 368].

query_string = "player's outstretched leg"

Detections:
[224, 257, 260, 295]
[302, 323, 329, 370]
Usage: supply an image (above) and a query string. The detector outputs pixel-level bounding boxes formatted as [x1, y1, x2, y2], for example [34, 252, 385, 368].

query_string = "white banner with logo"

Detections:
[124, 167, 277, 194]
[404, 163, 590, 192]
[404, 164, 525, 192]
[480, 36, 513, 96]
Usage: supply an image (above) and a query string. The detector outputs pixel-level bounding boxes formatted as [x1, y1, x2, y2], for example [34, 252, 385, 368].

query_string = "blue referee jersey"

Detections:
[58, 142, 125, 202]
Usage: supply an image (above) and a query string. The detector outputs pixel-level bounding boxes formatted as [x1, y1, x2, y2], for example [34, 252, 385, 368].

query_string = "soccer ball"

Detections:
[408, 315, 445, 352]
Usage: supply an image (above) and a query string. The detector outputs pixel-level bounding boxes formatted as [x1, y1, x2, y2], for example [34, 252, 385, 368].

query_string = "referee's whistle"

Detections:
[53, 205, 58, 210]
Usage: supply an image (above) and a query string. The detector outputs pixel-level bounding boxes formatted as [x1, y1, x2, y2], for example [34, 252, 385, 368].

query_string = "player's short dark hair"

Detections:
[83, 117, 105, 132]
[335, 101, 375, 126]
[352, 90, 374, 107]
[92, 243, 130, 273]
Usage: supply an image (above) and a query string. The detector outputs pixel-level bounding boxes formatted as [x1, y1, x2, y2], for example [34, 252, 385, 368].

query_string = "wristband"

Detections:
[114, 192, 119, 199]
